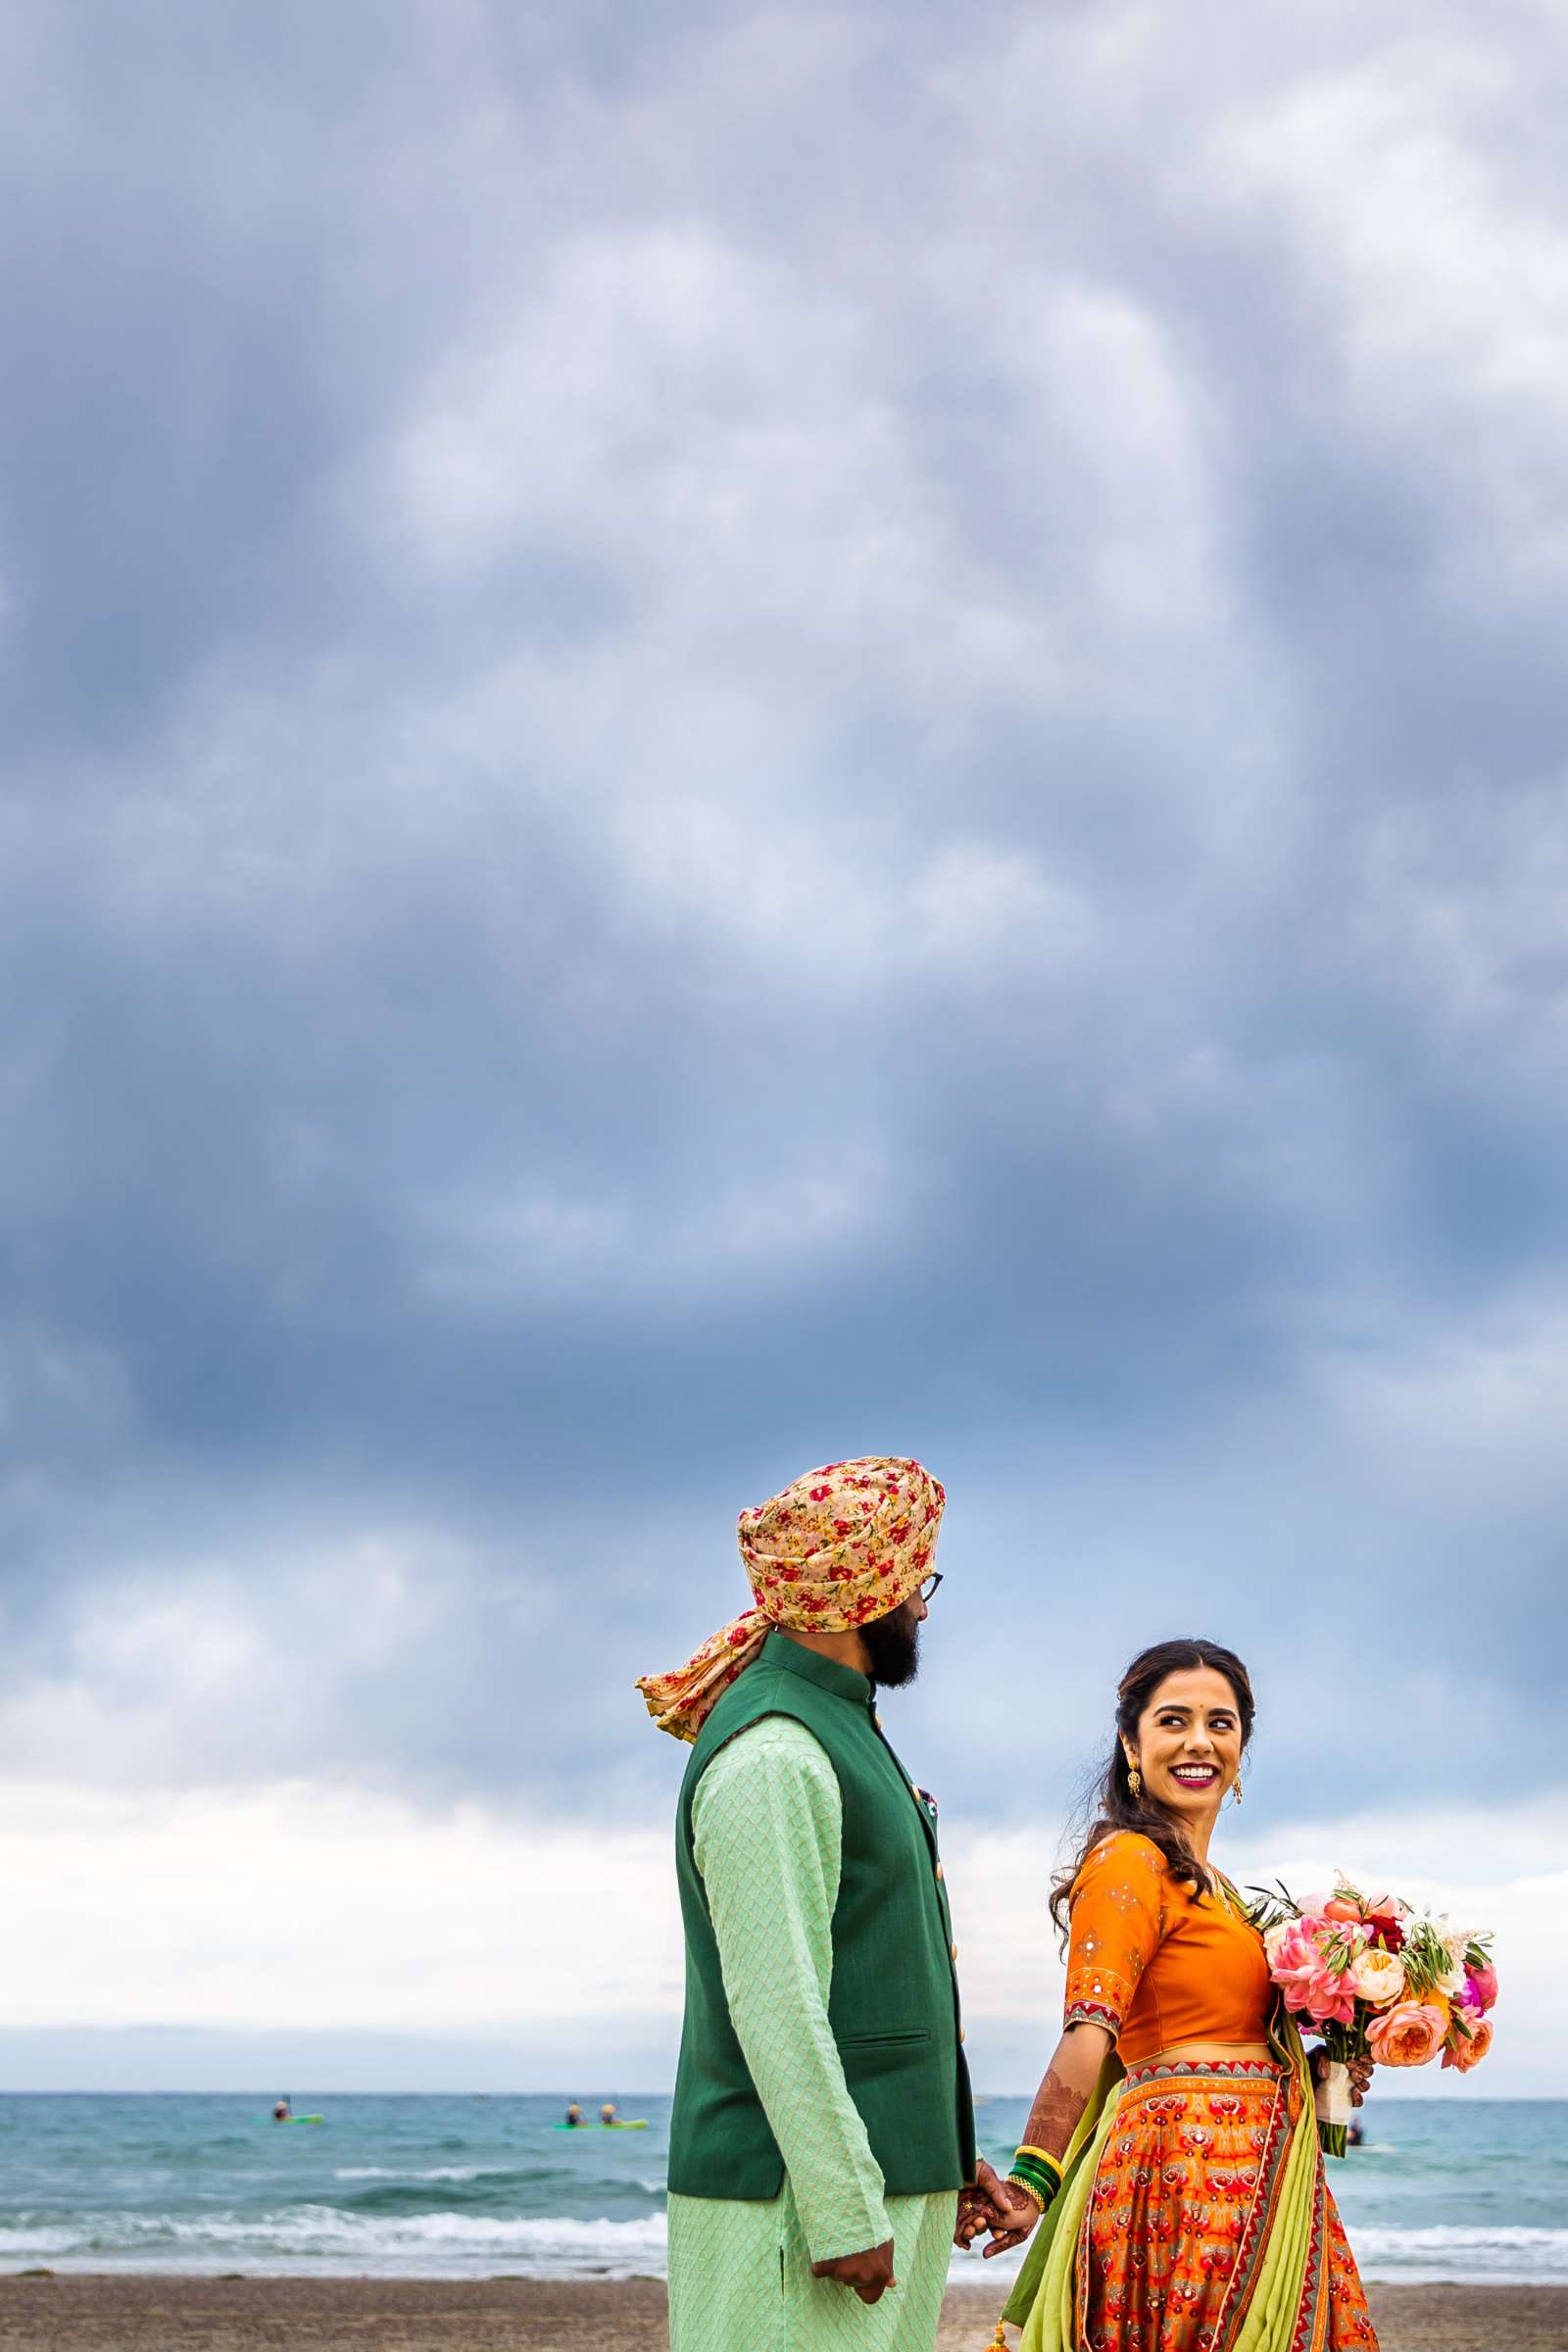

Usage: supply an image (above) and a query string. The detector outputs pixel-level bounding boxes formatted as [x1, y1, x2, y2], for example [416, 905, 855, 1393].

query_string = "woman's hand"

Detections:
[969, 2023, 1108, 2255]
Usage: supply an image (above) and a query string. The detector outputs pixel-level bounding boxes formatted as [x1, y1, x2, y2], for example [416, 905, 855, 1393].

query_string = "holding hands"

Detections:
[955, 2156, 1045, 2257]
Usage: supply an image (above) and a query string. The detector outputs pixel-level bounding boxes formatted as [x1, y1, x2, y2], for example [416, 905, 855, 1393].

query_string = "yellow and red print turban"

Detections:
[636, 1456, 945, 1742]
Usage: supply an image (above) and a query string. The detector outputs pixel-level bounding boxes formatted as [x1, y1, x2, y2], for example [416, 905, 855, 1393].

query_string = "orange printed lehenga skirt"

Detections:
[1077, 2060, 1379, 2352]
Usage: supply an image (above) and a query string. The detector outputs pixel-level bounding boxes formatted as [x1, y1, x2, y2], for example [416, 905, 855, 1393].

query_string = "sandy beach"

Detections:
[1, 2277, 1564, 2351]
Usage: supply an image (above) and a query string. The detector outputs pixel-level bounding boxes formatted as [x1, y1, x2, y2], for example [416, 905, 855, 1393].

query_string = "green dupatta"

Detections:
[1001, 2006, 1323, 2352]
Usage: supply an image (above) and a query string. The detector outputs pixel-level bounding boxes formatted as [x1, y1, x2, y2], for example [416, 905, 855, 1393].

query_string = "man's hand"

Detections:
[810, 2238, 896, 2304]
[1309, 2047, 1375, 2106]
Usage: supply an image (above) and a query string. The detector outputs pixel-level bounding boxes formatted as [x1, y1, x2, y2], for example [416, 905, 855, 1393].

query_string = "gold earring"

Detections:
[1231, 1772, 1244, 1806]
[1127, 1760, 1142, 1797]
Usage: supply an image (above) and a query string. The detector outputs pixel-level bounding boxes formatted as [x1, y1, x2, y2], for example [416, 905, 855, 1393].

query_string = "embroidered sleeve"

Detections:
[1063, 1833, 1165, 2038]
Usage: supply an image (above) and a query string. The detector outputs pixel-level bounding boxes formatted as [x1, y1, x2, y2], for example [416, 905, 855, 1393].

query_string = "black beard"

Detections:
[861, 1602, 921, 1689]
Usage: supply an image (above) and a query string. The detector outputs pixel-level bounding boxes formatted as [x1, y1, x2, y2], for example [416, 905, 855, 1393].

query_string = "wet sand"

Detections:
[0, 2277, 1564, 2350]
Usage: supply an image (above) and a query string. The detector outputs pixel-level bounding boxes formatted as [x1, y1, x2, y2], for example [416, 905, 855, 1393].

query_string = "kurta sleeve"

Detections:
[690, 1714, 892, 2265]
[1063, 1832, 1166, 2038]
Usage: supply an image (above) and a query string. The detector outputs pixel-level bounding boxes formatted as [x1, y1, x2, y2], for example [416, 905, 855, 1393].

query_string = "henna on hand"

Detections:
[985, 2023, 1109, 2256]
[1020, 2062, 1091, 2159]
[979, 2180, 1044, 2259]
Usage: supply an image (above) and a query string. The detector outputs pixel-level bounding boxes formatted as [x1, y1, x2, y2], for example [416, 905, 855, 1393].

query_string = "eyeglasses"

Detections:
[918, 1572, 943, 1602]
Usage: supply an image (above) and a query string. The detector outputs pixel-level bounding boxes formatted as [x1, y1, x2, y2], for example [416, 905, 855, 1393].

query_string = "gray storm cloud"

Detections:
[2, 0, 1565, 1829]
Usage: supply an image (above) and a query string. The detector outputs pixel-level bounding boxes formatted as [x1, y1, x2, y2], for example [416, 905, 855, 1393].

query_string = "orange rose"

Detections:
[1366, 2000, 1447, 2068]
[1444, 2014, 1494, 2072]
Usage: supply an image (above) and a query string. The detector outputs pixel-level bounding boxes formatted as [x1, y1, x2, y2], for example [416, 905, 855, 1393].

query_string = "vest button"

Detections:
[935, 1863, 944, 1882]
[959, 2029, 966, 2043]
[951, 1942, 958, 1963]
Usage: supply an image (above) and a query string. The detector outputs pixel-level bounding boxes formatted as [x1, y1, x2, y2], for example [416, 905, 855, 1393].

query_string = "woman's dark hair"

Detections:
[1049, 1638, 1255, 1945]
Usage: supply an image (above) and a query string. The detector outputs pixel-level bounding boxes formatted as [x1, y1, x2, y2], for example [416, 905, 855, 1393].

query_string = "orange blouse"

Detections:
[1063, 1831, 1272, 2065]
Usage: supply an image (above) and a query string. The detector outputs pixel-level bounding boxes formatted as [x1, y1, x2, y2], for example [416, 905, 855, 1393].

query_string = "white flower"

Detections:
[1348, 1947, 1407, 2008]
[1426, 1913, 1476, 1969]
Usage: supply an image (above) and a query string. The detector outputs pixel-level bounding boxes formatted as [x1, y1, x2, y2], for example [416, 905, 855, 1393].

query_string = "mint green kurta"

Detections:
[670, 1630, 971, 2198]
[666, 1716, 957, 2352]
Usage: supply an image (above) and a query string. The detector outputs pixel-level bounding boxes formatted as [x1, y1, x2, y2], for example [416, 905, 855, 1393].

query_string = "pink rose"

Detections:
[1302, 1970, 1358, 2027]
[1443, 2014, 1494, 2072]
[1465, 1960, 1498, 2014]
[1366, 2001, 1448, 2068]
[1265, 1920, 1316, 1976]
[1267, 1924, 1358, 2027]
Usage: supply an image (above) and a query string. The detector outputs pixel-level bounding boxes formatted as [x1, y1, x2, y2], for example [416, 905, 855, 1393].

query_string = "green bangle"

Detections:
[1006, 2168, 1059, 2216]
[1009, 2157, 1060, 2187]
[1006, 2146, 1062, 2213]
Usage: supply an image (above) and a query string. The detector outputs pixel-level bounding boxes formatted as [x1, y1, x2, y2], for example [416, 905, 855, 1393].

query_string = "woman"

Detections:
[969, 1639, 1378, 2351]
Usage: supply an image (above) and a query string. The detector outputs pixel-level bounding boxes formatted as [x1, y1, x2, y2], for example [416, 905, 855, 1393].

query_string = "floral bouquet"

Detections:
[1250, 1874, 1497, 2156]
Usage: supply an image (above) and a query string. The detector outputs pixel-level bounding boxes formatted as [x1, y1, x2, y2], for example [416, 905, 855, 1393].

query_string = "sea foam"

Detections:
[0, 2209, 669, 2278]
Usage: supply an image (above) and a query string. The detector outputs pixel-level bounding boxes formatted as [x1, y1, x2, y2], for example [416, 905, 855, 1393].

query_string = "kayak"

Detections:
[550, 2120, 648, 2131]
[270, 2115, 325, 2125]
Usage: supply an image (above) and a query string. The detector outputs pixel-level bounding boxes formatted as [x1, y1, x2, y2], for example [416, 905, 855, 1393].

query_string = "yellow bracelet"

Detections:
[1015, 2144, 1063, 2179]
[1004, 2171, 1048, 2213]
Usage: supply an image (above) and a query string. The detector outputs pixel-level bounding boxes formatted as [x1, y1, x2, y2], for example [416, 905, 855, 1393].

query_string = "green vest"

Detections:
[666, 1629, 975, 2200]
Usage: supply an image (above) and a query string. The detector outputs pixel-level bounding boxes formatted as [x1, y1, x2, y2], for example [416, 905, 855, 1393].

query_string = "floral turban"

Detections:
[636, 1456, 945, 1742]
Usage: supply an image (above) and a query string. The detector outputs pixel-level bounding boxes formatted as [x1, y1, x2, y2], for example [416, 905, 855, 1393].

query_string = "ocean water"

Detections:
[0, 2092, 1563, 2285]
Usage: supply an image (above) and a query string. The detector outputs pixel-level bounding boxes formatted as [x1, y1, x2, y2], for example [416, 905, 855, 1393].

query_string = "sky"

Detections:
[2, 0, 1566, 2095]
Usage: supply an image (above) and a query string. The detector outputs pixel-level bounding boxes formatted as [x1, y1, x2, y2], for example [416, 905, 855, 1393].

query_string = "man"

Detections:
[638, 1456, 1012, 2350]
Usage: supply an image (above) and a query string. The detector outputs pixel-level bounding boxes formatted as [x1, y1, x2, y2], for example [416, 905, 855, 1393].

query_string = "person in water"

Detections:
[270, 2099, 291, 2122]
[600, 2103, 618, 2125]
[640, 1455, 1011, 2352]
[564, 2103, 587, 2128]
[967, 1638, 1379, 2351]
